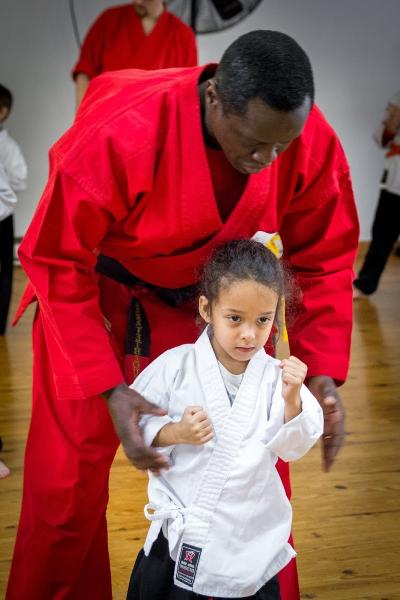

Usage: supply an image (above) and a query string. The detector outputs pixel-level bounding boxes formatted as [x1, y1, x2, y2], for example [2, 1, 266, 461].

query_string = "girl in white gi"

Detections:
[127, 240, 323, 600]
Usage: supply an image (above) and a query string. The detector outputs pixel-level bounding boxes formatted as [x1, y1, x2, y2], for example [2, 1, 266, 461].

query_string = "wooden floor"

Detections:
[1, 249, 399, 599]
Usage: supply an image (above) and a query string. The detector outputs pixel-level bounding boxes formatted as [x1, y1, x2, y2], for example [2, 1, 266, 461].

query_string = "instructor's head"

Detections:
[204, 30, 314, 174]
[132, 0, 164, 19]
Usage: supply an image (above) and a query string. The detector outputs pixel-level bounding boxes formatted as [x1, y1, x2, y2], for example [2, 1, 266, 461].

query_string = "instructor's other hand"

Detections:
[307, 375, 345, 472]
[104, 383, 169, 474]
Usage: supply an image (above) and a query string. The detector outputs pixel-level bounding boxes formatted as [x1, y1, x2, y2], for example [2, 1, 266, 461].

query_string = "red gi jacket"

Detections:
[17, 65, 359, 401]
[72, 4, 197, 80]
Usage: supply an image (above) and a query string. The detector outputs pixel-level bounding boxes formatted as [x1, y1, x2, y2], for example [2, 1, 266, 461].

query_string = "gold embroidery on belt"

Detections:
[133, 302, 142, 378]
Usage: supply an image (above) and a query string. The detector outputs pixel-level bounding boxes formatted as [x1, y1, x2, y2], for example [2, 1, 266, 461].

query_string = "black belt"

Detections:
[95, 255, 198, 367]
[95, 254, 198, 307]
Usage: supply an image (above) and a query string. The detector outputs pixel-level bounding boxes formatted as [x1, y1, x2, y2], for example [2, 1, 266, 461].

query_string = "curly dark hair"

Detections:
[199, 239, 297, 338]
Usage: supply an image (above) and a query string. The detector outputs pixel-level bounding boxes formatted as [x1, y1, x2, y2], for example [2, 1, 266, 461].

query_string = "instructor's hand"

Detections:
[104, 383, 170, 474]
[307, 376, 345, 472]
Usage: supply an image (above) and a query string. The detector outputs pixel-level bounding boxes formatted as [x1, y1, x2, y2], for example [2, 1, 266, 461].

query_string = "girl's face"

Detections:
[199, 279, 278, 374]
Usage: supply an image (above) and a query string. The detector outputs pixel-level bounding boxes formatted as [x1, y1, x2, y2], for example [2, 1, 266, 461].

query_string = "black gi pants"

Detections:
[0, 214, 14, 334]
[127, 532, 281, 600]
[354, 189, 400, 294]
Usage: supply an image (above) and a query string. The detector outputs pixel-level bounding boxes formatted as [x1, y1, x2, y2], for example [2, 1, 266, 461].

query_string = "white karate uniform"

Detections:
[0, 162, 17, 222]
[0, 127, 27, 221]
[132, 327, 323, 598]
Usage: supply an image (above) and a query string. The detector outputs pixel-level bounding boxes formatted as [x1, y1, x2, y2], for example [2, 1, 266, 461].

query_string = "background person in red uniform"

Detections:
[7, 31, 358, 600]
[73, 0, 198, 109]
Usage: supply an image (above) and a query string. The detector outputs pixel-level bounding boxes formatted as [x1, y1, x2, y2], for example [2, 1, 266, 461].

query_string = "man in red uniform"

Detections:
[7, 30, 358, 600]
[73, 0, 197, 108]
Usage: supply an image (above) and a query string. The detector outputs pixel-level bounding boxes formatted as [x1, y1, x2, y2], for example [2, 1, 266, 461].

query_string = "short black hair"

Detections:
[215, 30, 314, 115]
[0, 84, 13, 112]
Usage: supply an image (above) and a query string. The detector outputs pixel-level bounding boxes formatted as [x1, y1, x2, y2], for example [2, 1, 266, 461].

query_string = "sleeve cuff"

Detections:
[54, 365, 125, 400]
[142, 415, 174, 448]
[264, 410, 322, 462]
[71, 65, 95, 81]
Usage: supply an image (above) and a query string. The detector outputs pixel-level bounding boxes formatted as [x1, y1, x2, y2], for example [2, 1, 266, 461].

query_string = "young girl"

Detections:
[127, 239, 323, 600]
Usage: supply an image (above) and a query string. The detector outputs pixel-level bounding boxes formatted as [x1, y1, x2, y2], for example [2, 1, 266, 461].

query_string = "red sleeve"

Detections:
[19, 115, 157, 400]
[180, 26, 198, 67]
[169, 18, 197, 68]
[71, 10, 108, 80]
[280, 116, 359, 384]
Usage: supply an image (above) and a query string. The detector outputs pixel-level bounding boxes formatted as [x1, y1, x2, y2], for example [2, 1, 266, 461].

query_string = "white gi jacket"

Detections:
[0, 127, 27, 221]
[373, 91, 400, 196]
[133, 328, 323, 598]
[0, 162, 17, 222]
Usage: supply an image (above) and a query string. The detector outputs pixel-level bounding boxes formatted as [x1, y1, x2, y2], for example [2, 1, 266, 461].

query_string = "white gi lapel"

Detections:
[193, 327, 231, 438]
[175, 331, 268, 591]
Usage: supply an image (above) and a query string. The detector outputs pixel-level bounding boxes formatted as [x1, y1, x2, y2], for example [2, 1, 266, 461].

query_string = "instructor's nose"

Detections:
[252, 146, 278, 167]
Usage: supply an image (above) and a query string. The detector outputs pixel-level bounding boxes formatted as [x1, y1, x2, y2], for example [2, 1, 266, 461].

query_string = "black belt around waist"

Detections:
[95, 255, 199, 374]
[95, 254, 199, 308]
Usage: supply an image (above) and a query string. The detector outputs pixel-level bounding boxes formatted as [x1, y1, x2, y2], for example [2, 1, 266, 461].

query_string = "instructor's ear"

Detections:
[205, 79, 219, 109]
[199, 296, 211, 323]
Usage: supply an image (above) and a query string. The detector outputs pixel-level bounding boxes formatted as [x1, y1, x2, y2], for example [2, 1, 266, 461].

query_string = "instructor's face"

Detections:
[132, 0, 163, 18]
[205, 80, 311, 175]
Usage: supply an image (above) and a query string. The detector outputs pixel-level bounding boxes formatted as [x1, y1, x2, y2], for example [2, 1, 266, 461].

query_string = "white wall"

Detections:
[1, 0, 399, 239]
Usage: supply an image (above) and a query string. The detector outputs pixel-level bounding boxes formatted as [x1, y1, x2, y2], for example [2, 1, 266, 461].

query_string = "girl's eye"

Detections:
[228, 315, 241, 323]
[258, 316, 271, 325]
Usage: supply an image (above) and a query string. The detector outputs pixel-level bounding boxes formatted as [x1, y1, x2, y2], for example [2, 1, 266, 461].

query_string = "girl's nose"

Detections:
[241, 326, 256, 341]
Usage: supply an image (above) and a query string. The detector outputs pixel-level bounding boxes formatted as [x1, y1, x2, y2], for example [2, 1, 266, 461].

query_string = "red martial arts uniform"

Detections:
[72, 4, 197, 80]
[7, 66, 359, 600]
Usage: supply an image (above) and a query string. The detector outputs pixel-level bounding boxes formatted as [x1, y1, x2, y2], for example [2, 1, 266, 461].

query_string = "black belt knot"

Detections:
[95, 255, 198, 365]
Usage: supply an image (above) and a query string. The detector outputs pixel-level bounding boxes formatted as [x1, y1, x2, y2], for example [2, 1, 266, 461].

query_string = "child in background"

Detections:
[0, 84, 27, 479]
[127, 239, 323, 600]
[353, 90, 400, 296]
[0, 83, 27, 335]
[0, 167, 14, 478]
